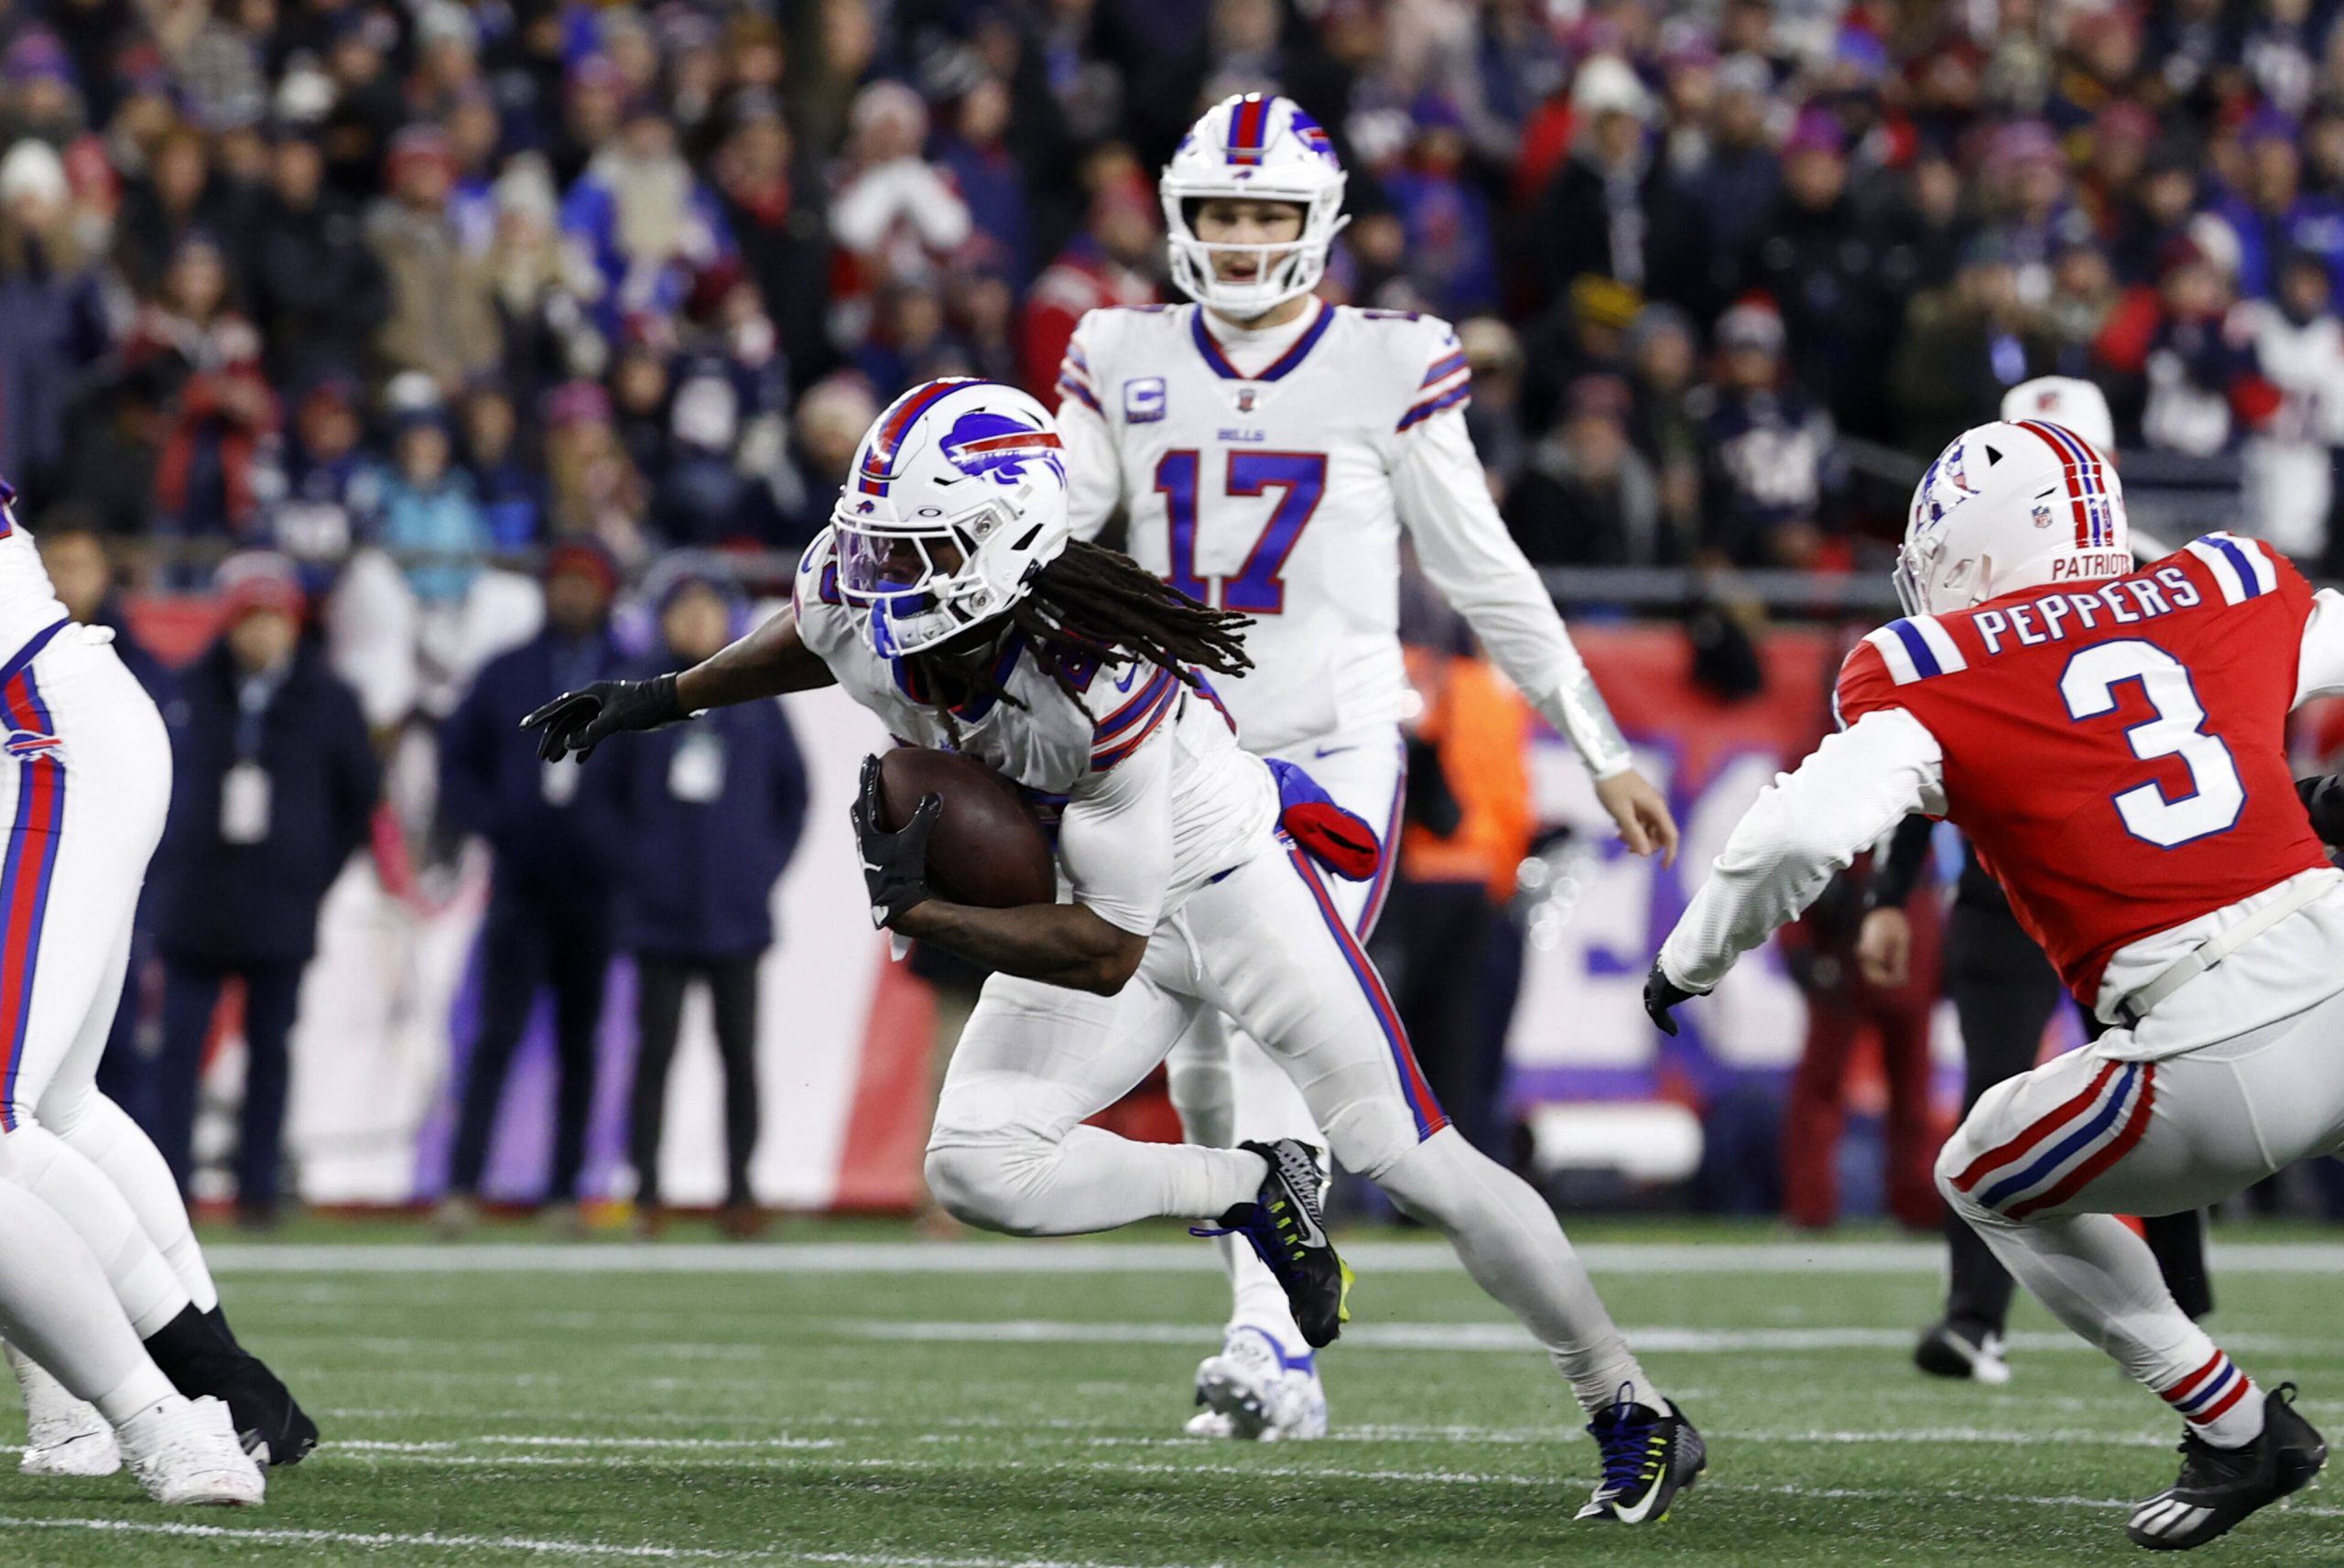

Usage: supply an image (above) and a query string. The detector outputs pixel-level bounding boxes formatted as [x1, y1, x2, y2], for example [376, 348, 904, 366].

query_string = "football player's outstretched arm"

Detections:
[1651, 707, 1946, 1015]
[676, 603, 837, 708]
[873, 726, 1167, 997]
[522, 603, 836, 762]
[1390, 400, 1678, 864]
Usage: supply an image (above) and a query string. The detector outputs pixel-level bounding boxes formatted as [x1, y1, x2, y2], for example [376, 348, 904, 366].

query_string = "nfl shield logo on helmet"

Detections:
[2032, 503, 2054, 529]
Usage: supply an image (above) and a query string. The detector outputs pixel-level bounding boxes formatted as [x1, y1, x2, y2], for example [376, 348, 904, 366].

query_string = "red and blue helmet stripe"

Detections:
[1225, 94, 1271, 166]
[856, 379, 978, 496]
[2014, 419, 2116, 549]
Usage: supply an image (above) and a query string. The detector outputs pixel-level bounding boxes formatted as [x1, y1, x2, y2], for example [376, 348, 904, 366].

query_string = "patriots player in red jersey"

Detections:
[1648, 417, 2344, 1552]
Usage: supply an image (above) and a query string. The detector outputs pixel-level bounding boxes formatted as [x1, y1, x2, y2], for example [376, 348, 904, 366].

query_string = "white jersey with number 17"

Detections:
[1054, 300, 1632, 774]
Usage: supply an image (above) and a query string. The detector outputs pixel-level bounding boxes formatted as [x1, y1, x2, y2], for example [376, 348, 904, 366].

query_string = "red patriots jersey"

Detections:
[1835, 533, 2330, 1003]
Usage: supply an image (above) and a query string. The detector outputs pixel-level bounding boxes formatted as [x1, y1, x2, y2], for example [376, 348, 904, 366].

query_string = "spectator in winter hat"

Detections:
[436, 537, 627, 1237]
[320, 9, 407, 198]
[830, 81, 972, 312]
[554, 54, 627, 186]
[2229, 247, 2342, 558]
[937, 71, 1030, 286]
[273, 375, 374, 569]
[0, 138, 105, 503]
[371, 404, 494, 606]
[1740, 103, 1906, 442]
[2216, 108, 2344, 300]
[2, 30, 86, 146]
[1022, 150, 1158, 399]
[1622, 303, 1703, 547]
[1522, 54, 1677, 311]
[542, 379, 647, 553]
[2097, 222, 2263, 458]
[561, 100, 732, 330]
[371, 123, 503, 395]
[123, 232, 278, 540]
[460, 384, 546, 551]
[1385, 99, 1500, 317]
[712, 93, 836, 396]
[485, 155, 605, 408]
[1506, 371, 1666, 567]
[2110, 139, 2204, 285]
[245, 123, 388, 390]
[147, 548, 377, 1223]
[1687, 53, 1783, 281]
[1893, 233, 2058, 460]
[1687, 297, 1839, 567]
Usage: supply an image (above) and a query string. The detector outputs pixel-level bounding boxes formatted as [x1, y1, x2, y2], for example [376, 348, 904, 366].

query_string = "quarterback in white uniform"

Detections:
[527, 378, 1706, 1525]
[1054, 92, 1677, 1437]
[0, 480, 302, 1505]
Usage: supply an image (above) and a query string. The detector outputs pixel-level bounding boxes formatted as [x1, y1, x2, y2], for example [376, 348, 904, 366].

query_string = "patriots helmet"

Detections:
[1162, 92, 1350, 315]
[830, 379, 1072, 658]
[1897, 419, 2131, 618]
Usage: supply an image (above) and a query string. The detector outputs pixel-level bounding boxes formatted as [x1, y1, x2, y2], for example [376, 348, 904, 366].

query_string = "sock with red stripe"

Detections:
[2154, 1343, 2264, 1449]
[1962, 1210, 2266, 1449]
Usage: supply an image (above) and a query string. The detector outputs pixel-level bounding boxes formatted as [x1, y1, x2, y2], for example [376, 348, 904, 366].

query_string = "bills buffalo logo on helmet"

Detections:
[940, 410, 1066, 486]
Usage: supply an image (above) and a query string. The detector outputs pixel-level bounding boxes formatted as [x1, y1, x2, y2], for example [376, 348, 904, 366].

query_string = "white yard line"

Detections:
[199, 1238, 2344, 1276]
[832, 1319, 2332, 1357]
[0, 1518, 1216, 1568]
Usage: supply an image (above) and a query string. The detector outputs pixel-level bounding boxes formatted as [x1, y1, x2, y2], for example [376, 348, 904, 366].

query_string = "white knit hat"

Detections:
[0, 139, 68, 208]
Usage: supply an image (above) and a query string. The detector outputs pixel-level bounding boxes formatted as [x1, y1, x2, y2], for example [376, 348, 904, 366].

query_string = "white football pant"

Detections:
[1941, 962, 2344, 1425]
[926, 791, 1663, 1415]
[0, 629, 222, 1382]
[1166, 728, 1404, 1349]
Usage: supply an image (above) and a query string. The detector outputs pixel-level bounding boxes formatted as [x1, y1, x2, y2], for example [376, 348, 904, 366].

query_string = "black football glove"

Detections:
[2298, 773, 2344, 849]
[520, 674, 686, 762]
[852, 754, 939, 929]
[1643, 960, 1701, 1037]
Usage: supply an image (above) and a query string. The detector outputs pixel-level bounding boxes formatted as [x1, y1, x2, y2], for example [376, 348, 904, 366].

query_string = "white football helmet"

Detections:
[1162, 93, 1350, 316]
[831, 379, 1071, 658]
[1998, 376, 2116, 460]
[1896, 419, 2131, 617]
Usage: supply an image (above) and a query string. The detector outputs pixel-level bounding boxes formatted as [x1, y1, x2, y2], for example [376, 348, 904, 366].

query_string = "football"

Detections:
[875, 747, 1058, 908]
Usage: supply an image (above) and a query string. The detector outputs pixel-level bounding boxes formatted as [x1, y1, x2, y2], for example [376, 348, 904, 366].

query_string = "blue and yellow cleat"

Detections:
[1575, 1391, 1706, 1524]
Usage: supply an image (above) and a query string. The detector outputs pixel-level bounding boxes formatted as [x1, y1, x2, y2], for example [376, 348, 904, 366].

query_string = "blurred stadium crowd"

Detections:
[17, 0, 2344, 1217]
[10, 0, 2344, 633]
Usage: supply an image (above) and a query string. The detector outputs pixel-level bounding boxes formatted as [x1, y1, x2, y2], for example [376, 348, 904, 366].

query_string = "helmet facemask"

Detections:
[1162, 178, 1348, 316]
[832, 490, 1039, 658]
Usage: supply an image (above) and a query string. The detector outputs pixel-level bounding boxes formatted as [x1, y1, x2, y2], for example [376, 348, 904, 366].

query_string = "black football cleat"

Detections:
[1576, 1392, 1706, 1524]
[1198, 1139, 1351, 1348]
[217, 1355, 320, 1467]
[1914, 1318, 2013, 1386]
[2128, 1384, 2326, 1551]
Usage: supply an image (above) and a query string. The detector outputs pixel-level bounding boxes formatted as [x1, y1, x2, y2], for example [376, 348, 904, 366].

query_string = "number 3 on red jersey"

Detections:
[2060, 640, 2245, 849]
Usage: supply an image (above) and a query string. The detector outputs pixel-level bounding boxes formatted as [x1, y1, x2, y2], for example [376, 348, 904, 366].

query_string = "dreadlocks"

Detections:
[912, 540, 1254, 717]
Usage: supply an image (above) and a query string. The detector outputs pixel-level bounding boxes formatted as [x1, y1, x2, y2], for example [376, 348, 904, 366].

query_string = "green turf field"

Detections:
[6, 1218, 2342, 1566]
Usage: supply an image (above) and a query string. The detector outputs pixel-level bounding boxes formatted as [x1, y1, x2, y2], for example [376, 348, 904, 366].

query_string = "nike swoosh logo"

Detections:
[1283, 1195, 1327, 1249]
[1313, 745, 1356, 760]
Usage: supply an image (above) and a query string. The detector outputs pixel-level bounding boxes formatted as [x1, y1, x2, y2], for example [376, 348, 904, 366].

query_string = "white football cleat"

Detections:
[6, 1342, 120, 1476]
[118, 1396, 266, 1507]
[1188, 1326, 1328, 1442]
